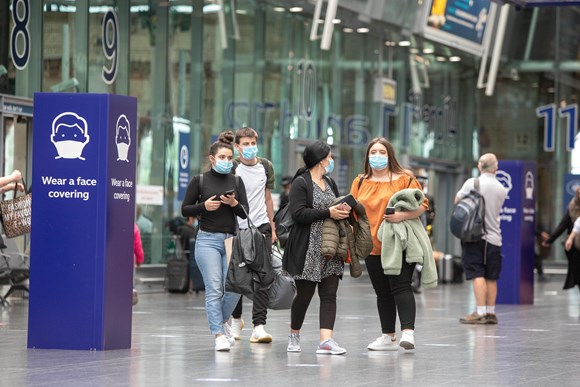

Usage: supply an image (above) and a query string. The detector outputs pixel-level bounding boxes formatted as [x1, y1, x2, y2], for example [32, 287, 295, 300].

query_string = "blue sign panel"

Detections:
[497, 160, 536, 305]
[178, 131, 190, 201]
[427, 0, 491, 44]
[28, 93, 137, 350]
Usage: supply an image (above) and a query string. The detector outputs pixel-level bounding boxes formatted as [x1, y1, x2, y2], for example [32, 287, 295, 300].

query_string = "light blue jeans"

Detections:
[195, 230, 241, 335]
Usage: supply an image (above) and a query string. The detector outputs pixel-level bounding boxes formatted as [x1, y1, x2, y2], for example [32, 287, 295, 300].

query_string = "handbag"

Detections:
[225, 244, 256, 298]
[268, 243, 296, 310]
[0, 180, 32, 238]
[235, 208, 272, 276]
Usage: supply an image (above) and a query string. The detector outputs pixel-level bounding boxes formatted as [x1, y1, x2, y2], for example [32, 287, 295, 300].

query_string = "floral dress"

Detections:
[292, 181, 344, 282]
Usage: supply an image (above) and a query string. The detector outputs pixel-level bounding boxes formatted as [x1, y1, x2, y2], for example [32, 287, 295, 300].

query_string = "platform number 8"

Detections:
[10, 0, 30, 70]
[102, 9, 119, 85]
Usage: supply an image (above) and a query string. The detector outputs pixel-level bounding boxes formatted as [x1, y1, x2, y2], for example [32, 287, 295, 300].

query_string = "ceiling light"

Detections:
[436, 56, 447, 62]
[422, 48, 434, 54]
[343, 28, 354, 33]
[289, 7, 303, 13]
[235, 9, 247, 15]
[357, 27, 369, 33]
[398, 40, 411, 47]
[384, 41, 396, 46]
[449, 56, 461, 62]
[273, 7, 285, 12]
[332, 19, 341, 24]
[410, 48, 419, 54]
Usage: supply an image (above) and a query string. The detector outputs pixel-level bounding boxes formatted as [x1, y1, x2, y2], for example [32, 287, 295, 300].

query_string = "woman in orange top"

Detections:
[350, 137, 428, 351]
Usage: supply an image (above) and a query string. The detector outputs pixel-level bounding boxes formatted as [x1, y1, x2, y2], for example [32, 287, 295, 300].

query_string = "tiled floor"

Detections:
[1, 272, 579, 386]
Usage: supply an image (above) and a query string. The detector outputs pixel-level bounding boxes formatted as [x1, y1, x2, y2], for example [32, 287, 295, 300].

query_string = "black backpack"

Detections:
[274, 202, 293, 248]
[450, 177, 486, 242]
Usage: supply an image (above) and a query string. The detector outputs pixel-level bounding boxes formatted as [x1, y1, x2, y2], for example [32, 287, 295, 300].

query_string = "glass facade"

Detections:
[0, 1, 579, 263]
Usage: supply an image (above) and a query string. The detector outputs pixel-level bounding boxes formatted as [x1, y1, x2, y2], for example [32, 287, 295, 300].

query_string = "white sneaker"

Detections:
[215, 335, 231, 352]
[287, 333, 301, 352]
[230, 318, 244, 340]
[222, 322, 236, 346]
[399, 330, 415, 350]
[316, 338, 347, 355]
[367, 334, 398, 351]
[250, 324, 273, 343]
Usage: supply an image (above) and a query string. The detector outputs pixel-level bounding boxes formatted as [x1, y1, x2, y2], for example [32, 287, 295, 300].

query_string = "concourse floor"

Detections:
[1, 272, 579, 386]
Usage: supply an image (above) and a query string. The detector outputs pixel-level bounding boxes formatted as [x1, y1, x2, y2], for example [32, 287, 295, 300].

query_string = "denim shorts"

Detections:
[461, 240, 503, 280]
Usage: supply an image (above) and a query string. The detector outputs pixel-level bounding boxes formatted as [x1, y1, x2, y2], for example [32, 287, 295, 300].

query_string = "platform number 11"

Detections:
[537, 103, 578, 152]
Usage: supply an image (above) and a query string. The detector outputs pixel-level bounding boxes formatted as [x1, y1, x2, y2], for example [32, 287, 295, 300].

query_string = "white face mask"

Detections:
[116, 143, 129, 161]
[53, 140, 88, 160]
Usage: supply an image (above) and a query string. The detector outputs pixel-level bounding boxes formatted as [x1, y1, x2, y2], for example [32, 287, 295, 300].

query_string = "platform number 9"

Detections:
[10, 0, 30, 70]
[102, 9, 119, 85]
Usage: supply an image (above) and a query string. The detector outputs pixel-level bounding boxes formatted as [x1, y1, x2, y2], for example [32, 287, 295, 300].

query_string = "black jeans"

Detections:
[365, 254, 416, 332]
[290, 275, 340, 331]
[232, 223, 271, 326]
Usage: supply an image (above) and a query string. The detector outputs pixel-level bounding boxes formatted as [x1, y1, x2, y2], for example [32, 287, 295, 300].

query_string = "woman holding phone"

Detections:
[350, 137, 428, 351]
[181, 131, 249, 352]
[283, 140, 351, 355]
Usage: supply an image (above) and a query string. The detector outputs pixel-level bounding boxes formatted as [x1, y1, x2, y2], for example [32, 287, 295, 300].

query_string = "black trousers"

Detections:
[232, 223, 271, 326]
[365, 254, 416, 332]
[290, 275, 340, 331]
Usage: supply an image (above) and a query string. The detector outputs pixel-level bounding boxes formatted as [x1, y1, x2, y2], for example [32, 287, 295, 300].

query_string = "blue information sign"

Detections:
[28, 93, 137, 350]
[178, 131, 190, 201]
[496, 160, 536, 305]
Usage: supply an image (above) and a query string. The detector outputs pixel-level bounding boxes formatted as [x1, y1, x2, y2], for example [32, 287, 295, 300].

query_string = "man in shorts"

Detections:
[455, 153, 507, 325]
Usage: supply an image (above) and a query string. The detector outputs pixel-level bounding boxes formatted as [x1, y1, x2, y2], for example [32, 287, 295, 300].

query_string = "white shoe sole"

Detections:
[250, 335, 272, 343]
[316, 349, 346, 355]
[287, 347, 301, 352]
[368, 345, 399, 351]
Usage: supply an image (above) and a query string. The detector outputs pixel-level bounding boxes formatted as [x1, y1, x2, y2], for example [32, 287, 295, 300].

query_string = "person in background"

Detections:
[136, 206, 153, 235]
[350, 138, 428, 351]
[181, 131, 249, 352]
[0, 170, 24, 194]
[456, 153, 507, 325]
[0, 170, 25, 250]
[543, 185, 580, 291]
[229, 126, 276, 343]
[133, 223, 145, 306]
[279, 176, 292, 208]
[283, 140, 351, 355]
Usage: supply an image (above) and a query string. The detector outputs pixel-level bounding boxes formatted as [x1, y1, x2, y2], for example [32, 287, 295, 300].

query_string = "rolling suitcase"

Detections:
[165, 253, 189, 293]
[189, 239, 205, 293]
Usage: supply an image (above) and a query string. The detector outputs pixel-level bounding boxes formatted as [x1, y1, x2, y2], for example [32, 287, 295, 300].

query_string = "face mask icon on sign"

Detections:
[115, 114, 131, 162]
[51, 112, 90, 160]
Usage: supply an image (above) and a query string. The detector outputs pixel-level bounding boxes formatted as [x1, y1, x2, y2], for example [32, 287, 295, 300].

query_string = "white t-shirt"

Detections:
[236, 162, 270, 229]
[456, 172, 507, 246]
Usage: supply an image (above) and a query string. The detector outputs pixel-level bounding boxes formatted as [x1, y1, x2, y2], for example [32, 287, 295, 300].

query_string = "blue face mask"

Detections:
[213, 159, 233, 174]
[369, 155, 388, 171]
[241, 145, 258, 159]
[192, 220, 199, 228]
[325, 159, 334, 174]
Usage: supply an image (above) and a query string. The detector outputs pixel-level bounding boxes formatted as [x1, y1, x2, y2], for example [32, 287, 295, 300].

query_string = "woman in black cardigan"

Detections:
[543, 186, 580, 290]
[283, 141, 350, 355]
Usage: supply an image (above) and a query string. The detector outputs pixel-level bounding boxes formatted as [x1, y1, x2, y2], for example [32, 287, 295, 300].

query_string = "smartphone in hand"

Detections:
[224, 189, 235, 197]
[338, 194, 357, 209]
[385, 207, 395, 215]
